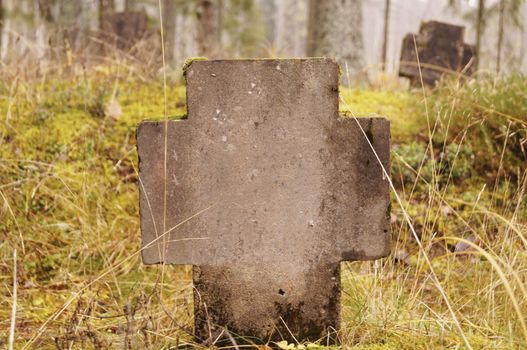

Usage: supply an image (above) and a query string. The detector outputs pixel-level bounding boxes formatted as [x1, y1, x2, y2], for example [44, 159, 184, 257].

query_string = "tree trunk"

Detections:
[59, 0, 84, 51]
[38, 0, 54, 22]
[0, 0, 3, 59]
[306, 0, 365, 81]
[99, 0, 115, 31]
[0, 0, 10, 60]
[496, 0, 505, 73]
[521, 4, 526, 69]
[275, 0, 306, 57]
[381, 0, 390, 72]
[34, 0, 46, 61]
[217, 0, 223, 47]
[260, 0, 277, 47]
[475, 0, 485, 71]
[306, 0, 320, 57]
[163, 0, 177, 63]
[196, 0, 218, 57]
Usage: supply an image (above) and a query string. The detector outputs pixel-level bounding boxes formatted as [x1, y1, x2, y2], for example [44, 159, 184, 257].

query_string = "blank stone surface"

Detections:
[137, 58, 390, 343]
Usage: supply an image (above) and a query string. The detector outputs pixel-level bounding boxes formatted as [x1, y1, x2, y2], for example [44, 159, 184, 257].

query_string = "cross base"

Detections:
[193, 263, 341, 345]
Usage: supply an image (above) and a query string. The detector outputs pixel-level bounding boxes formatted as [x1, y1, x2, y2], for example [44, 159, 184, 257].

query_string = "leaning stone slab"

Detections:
[137, 58, 390, 344]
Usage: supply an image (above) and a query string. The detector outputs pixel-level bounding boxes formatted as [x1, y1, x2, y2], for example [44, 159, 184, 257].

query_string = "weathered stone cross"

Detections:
[137, 58, 390, 345]
[399, 21, 476, 86]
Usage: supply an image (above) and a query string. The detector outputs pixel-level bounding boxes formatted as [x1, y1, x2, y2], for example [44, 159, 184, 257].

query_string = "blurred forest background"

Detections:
[1, 0, 526, 78]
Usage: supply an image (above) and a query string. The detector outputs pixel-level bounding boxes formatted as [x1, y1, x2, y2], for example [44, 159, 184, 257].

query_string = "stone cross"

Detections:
[399, 21, 476, 86]
[137, 59, 390, 345]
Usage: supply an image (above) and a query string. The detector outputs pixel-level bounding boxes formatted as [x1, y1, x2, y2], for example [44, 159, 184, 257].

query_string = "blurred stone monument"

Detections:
[137, 58, 391, 345]
[399, 21, 477, 86]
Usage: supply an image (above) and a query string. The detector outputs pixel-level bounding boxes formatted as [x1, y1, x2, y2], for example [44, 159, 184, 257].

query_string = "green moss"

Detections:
[339, 87, 424, 142]
[182, 56, 209, 76]
[50, 111, 96, 143]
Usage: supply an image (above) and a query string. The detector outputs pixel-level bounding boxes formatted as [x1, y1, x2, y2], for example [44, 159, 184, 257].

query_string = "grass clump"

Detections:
[340, 74, 527, 349]
[429, 75, 527, 182]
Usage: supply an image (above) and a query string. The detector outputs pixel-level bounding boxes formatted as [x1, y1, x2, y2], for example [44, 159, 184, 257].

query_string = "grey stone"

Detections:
[399, 21, 476, 86]
[137, 58, 390, 344]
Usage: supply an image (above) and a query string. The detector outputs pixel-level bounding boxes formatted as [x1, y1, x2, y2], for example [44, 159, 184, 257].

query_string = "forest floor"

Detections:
[0, 64, 526, 349]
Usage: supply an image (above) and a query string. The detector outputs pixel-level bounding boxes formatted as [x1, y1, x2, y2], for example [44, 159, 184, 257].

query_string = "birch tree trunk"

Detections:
[306, 0, 365, 80]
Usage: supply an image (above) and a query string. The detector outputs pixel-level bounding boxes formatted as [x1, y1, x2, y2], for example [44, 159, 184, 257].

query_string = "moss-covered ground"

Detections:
[0, 66, 526, 349]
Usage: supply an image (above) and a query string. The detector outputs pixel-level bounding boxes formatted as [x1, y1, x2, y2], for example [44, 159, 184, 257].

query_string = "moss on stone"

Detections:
[182, 57, 209, 76]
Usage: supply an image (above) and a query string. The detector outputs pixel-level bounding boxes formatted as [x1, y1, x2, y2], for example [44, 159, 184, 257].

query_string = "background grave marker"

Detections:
[399, 21, 476, 86]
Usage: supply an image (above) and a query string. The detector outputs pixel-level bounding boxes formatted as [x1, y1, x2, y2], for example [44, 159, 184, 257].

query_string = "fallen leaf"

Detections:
[104, 99, 122, 119]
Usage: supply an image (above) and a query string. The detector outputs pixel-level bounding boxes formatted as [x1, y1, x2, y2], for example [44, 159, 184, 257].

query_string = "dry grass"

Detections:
[0, 46, 526, 350]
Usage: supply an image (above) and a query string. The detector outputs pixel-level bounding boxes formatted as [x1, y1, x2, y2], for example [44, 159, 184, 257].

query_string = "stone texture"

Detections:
[101, 11, 148, 50]
[137, 59, 390, 344]
[399, 21, 476, 86]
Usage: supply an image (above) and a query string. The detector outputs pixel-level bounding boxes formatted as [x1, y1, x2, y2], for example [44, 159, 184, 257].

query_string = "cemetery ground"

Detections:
[0, 64, 526, 350]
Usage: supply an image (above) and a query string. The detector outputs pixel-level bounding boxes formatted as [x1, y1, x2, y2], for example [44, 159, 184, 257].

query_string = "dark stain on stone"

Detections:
[365, 119, 374, 144]
[274, 263, 340, 344]
[341, 249, 368, 261]
[274, 301, 323, 341]
[193, 267, 228, 342]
